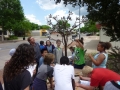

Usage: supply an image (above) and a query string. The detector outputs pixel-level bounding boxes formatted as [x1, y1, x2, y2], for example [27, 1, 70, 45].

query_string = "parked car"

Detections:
[86, 33, 93, 36]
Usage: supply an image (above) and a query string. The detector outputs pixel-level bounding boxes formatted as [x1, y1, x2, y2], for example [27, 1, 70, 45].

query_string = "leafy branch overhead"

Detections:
[54, 0, 120, 41]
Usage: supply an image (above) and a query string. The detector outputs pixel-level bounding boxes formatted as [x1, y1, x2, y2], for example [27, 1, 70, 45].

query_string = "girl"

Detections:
[45, 40, 55, 53]
[89, 41, 111, 68]
[68, 39, 85, 69]
[3, 43, 35, 90]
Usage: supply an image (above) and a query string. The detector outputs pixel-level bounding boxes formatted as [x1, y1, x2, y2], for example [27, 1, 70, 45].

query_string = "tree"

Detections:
[80, 20, 98, 34]
[40, 25, 51, 30]
[54, 0, 120, 41]
[47, 11, 87, 56]
[0, 0, 24, 41]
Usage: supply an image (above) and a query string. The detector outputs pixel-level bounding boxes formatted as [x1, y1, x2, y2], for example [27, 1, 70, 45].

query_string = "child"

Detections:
[69, 47, 75, 64]
[39, 41, 45, 50]
[33, 53, 55, 90]
[53, 39, 64, 64]
[54, 56, 75, 90]
[39, 48, 48, 67]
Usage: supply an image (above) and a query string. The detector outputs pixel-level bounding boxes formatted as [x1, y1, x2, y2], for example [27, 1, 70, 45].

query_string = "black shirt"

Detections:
[4, 70, 32, 90]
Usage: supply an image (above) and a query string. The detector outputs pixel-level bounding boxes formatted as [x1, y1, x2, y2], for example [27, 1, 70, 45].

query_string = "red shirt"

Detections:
[90, 68, 120, 86]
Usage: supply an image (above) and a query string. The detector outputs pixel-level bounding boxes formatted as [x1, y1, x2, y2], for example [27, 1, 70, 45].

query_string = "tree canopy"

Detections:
[54, 0, 120, 41]
[80, 20, 99, 33]
[0, 0, 24, 40]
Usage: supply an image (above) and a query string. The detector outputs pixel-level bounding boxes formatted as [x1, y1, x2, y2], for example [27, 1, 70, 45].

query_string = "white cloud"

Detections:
[45, 10, 84, 27]
[36, 0, 63, 10]
[25, 14, 41, 25]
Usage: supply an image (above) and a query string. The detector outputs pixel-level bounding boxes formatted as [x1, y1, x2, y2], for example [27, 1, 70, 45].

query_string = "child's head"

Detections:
[69, 47, 75, 52]
[46, 40, 51, 46]
[44, 53, 55, 65]
[41, 49, 48, 57]
[97, 41, 111, 52]
[56, 39, 61, 47]
[60, 56, 69, 65]
[40, 41, 44, 45]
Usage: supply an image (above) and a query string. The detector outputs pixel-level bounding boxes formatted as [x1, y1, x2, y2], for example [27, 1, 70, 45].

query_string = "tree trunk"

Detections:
[1, 30, 4, 41]
[63, 35, 67, 56]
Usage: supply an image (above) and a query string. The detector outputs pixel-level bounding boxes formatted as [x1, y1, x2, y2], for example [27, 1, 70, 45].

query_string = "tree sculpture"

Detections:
[47, 11, 87, 56]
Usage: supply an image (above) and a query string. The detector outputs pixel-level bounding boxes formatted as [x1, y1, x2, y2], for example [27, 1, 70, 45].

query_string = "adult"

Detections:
[3, 43, 35, 90]
[76, 66, 120, 90]
[88, 41, 111, 68]
[27, 36, 41, 72]
[68, 39, 85, 69]
[54, 56, 75, 90]
[45, 40, 55, 53]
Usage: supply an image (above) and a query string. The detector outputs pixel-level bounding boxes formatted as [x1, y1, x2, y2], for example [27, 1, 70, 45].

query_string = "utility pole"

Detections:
[79, 5, 81, 39]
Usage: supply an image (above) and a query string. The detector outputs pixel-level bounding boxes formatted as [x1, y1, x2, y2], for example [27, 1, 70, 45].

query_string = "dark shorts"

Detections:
[74, 63, 85, 69]
[33, 78, 47, 90]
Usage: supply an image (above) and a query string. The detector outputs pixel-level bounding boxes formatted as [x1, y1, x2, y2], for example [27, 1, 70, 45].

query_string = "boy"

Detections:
[39, 48, 48, 67]
[53, 39, 64, 64]
[54, 56, 75, 90]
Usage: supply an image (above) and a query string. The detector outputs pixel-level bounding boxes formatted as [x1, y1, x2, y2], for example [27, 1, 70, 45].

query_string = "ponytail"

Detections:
[99, 41, 112, 50]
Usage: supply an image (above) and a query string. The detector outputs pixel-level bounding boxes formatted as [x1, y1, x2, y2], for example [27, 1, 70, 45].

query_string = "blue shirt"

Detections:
[39, 56, 44, 67]
[40, 45, 45, 50]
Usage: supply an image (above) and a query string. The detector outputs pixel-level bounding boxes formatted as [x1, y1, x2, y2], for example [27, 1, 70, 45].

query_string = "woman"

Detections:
[3, 43, 35, 90]
[89, 41, 111, 68]
[68, 39, 85, 69]
[45, 40, 55, 53]
[33, 53, 54, 90]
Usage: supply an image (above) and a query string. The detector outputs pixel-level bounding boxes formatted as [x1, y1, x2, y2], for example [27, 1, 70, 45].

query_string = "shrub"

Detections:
[107, 46, 120, 73]
[8, 35, 18, 40]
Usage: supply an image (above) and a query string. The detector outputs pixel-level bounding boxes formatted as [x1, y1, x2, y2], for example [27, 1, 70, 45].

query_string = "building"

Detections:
[31, 29, 49, 36]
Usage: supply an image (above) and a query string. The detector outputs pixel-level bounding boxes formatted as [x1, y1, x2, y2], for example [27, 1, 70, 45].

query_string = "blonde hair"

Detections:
[44, 53, 55, 65]
[82, 66, 93, 76]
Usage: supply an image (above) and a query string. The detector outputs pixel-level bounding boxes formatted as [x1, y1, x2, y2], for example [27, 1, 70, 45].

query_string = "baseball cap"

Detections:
[9, 48, 16, 56]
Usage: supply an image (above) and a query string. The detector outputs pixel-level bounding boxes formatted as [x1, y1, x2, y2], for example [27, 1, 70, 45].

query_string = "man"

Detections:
[54, 56, 75, 90]
[27, 36, 41, 72]
[76, 66, 120, 90]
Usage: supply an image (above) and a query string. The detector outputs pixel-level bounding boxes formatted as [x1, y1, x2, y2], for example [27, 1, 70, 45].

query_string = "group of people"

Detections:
[1, 36, 120, 90]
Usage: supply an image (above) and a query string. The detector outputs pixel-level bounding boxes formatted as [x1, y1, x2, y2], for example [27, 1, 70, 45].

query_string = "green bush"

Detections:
[107, 46, 120, 73]
[8, 35, 18, 40]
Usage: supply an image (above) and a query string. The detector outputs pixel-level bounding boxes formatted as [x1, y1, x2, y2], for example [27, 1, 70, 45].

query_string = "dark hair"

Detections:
[69, 47, 75, 52]
[56, 39, 61, 43]
[27, 36, 32, 42]
[41, 48, 48, 54]
[79, 39, 84, 45]
[60, 56, 69, 65]
[4, 43, 35, 81]
[44, 53, 55, 65]
[40, 41, 44, 45]
[99, 41, 112, 50]
[46, 40, 51, 46]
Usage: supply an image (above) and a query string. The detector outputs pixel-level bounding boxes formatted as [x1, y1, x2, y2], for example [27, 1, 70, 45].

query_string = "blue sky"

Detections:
[20, 0, 88, 26]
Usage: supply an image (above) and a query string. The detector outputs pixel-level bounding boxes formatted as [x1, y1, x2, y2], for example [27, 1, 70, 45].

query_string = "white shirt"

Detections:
[53, 64, 75, 90]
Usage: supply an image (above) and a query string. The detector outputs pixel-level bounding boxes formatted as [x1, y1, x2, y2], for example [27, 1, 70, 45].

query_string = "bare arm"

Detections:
[67, 41, 76, 48]
[89, 54, 105, 66]
[80, 76, 91, 81]
[24, 86, 29, 90]
[76, 83, 95, 90]
[48, 77, 54, 89]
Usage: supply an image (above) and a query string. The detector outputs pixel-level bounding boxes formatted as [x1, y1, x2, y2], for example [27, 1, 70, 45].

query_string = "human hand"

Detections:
[88, 54, 92, 58]
[75, 82, 80, 87]
[50, 83, 54, 90]
[79, 75, 83, 80]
